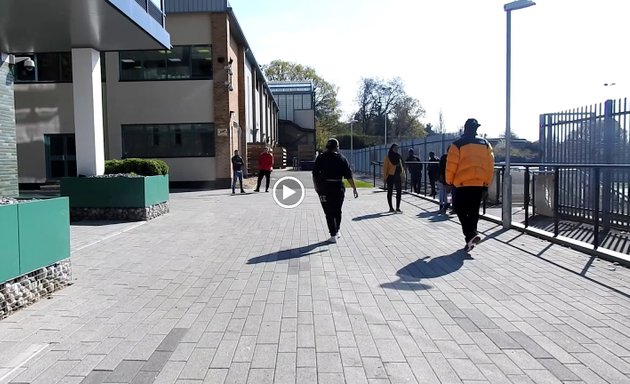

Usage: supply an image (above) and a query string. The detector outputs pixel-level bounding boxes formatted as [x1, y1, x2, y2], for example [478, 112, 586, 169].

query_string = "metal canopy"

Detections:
[0, 0, 170, 53]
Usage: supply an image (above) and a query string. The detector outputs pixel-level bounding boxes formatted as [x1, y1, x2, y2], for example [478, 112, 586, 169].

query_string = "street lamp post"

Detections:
[503, 0, 535, 229]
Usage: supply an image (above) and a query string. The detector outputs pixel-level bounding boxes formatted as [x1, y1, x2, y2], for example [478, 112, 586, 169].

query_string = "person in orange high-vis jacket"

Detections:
[446, 118, 495, 251]
[382, 144, 405, 213]
[255, 147, 274, 192]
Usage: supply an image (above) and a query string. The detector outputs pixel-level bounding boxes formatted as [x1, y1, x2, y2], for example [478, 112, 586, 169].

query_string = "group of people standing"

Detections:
[312, 118, 494, 252]
[230, 147, 274, 194]
[381, 118, 495, 251]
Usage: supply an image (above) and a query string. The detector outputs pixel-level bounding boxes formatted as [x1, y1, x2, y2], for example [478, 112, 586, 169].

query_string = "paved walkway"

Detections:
[1, 171, 630, 384]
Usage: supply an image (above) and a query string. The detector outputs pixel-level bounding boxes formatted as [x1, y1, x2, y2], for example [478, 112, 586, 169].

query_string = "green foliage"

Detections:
[105, 158, 169, 176]
[262, 60, 342, 150]
[343, 179, 373, 188]
[354, 77, 426, 138]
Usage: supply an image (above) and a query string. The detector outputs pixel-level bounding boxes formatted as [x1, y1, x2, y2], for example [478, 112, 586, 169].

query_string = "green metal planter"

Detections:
[0, 204, 19, 283]
[60, 175, 170, 221]
[0, 197, 70, 283]
[60, 175, 169, 208]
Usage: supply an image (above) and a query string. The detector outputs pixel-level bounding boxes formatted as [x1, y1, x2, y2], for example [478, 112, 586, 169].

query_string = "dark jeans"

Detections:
[454, 186, 484, 243]
[232, 170, 243, 192]
[409, 173, 421, 193]
[256, 170, 271, 191]
[386, 175, 402, 210]
[319, 186, 345, 236]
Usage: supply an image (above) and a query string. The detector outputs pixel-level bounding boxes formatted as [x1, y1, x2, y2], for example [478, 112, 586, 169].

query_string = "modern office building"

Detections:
[12, 0, 278, 189]
[269, 81, 315, 163]
[1, 0, 171, 197]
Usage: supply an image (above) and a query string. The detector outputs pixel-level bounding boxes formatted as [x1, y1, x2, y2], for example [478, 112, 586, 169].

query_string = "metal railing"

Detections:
[369, 161, 630, 255]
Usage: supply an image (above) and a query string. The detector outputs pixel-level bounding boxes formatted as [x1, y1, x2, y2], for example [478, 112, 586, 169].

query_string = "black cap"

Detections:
[326, 138, 339, 150]
[464, 118, 481, 131]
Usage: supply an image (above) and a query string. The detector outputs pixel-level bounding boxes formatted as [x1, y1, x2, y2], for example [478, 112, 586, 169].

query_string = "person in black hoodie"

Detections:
[312, 138, 359, 243]
[405, 148, 422, 193]
[231, 149, 245, 194]
[427, 152, 440, 197]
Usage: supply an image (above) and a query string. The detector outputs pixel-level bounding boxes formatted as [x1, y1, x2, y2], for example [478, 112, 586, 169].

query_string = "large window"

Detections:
[14, 53, 72, 83]
[122, 123, 215, 158]
[14, 52, 106, 83]
[119, 45, 212, 81]
[276, 93, 313, 120]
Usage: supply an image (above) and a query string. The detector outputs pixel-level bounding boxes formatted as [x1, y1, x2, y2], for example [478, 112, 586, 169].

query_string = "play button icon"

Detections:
[273, 176, 305, 209]
[283, 185, 296, 200]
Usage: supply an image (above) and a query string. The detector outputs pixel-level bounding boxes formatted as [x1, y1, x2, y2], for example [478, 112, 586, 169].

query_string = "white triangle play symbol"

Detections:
[283, 185, 296, 200]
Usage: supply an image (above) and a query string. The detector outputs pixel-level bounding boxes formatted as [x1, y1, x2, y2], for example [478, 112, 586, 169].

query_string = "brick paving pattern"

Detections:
[1, 172, 629, 383]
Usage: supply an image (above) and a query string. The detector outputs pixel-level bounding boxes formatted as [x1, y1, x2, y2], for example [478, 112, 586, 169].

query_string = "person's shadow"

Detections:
[353, 212, 395, 221]
[247, 241, 330, 264]
[416, 211, 449, 222]
[381, 250, 473, 291]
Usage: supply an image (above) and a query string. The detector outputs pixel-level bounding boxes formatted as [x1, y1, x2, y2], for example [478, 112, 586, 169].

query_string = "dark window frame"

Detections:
[121, 123, 215, 158]
[119, 45, 213, 82]
[13, 51, 107, 83]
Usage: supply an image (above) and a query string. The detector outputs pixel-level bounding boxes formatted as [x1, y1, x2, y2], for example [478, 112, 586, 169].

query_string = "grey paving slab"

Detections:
[1, 177, 630, 383]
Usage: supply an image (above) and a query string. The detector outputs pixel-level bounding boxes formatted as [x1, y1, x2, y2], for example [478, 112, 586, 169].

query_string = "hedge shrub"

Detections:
[105, 158, 169, 176]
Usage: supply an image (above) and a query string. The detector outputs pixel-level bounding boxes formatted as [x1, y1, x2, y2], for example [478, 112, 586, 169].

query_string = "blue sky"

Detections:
[228, 0, 630, 141]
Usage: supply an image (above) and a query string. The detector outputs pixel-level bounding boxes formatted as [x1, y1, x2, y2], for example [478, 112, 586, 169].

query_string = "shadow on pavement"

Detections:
[416, 211, 450, 222]
[381, 250, 473, 291]
[352, 212, 395, 221]
[247, 241, 330, 264]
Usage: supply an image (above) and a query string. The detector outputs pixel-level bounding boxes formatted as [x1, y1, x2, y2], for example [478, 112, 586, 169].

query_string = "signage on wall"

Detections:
[217, 128, 228, 137]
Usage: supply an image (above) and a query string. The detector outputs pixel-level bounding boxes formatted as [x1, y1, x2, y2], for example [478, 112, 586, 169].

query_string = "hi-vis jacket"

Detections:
[445, 135, 495, 187]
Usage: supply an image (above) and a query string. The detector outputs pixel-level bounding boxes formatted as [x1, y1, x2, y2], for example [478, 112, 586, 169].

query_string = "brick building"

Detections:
[12, 0, 278, 189]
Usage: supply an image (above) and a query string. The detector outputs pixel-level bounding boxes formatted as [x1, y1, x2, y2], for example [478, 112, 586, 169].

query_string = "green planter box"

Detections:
[60, 175, 169, 208]
[0, 204, 19, 283]
[18, 198, 70, 275]
[0, 197, 70, 283]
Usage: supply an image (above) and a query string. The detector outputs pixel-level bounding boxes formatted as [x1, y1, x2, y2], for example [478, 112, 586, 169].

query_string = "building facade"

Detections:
[269, 81, 315, 163]
[13, 0, 278, 188]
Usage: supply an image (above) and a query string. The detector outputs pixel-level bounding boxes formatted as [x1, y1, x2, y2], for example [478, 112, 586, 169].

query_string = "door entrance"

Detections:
[45, 134, 77, 179]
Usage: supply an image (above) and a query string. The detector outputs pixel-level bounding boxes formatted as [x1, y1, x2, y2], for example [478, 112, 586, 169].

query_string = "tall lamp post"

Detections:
[503, 0, 535, 229]
[349, 119, 358, 167]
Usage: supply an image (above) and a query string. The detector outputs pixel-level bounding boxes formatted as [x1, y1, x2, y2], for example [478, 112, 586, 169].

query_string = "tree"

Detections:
[262, 60, 341, 149]
[354, 77, 425, 139]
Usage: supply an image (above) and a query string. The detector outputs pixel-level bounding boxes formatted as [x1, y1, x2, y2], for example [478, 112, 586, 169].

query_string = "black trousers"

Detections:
[410, 173, 421, 193]
[256, 170, 271, 191]
[386, 175, 402, 210]
[454, 186, 484, 243]
[319, 186, 345, 236]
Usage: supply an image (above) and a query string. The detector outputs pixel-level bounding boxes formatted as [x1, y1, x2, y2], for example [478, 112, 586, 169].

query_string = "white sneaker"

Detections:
[465, 234, 482, 252]
[336, 231, 341, 239]
[327, 236, 337, 243]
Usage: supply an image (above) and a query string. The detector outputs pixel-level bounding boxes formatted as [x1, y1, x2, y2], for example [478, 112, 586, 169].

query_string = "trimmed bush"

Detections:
[104, 158, 169, 176]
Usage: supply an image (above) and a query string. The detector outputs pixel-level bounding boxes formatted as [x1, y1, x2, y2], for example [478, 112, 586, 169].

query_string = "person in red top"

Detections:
[254, 147, 274, 192]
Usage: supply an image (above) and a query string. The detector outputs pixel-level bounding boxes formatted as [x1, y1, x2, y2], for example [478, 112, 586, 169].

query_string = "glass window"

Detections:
[167, 47, 190, 79]
[14, 54, 36, 82]
[122, 123, 215, 158]
[119, 45, 212, 81]
[60, 53, 73, 82]
[303, 94, 312, 109]
[191, 46, 212, 79]
[37, 53, 61, 81]
[142, 50, 167, 80]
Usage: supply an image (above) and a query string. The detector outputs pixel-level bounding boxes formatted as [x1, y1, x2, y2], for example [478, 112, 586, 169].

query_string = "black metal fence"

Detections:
[539, 98, 630, 231]
[368, 160, 630, 254]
